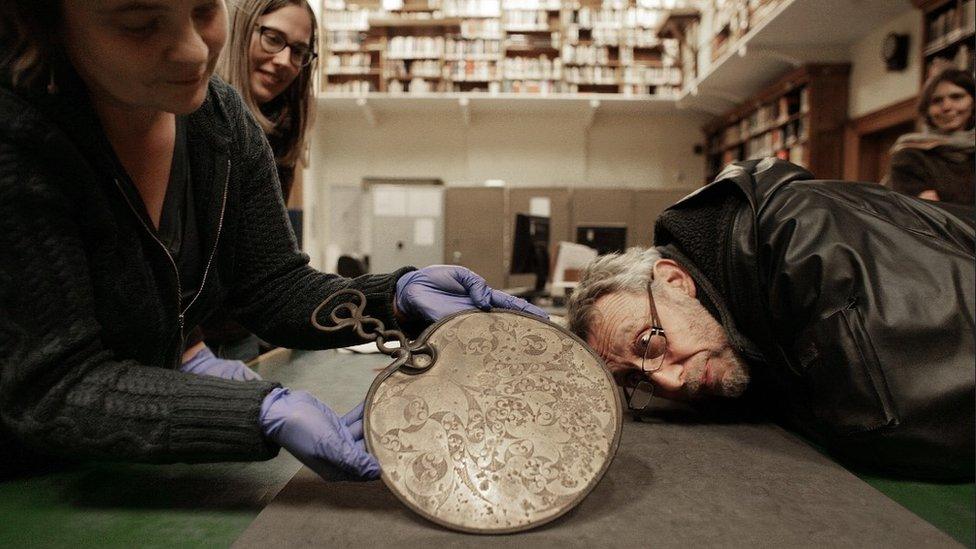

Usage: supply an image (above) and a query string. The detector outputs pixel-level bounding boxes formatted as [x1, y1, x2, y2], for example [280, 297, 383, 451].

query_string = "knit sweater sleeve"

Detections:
[215, 82, 413, 349]
[0, 154, 281, 464]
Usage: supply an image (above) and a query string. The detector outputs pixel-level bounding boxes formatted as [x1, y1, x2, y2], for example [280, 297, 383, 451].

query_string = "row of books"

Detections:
[387, 77, 440, 94]
[324, 80, 375, 93]
[561, 44, 613, 65]
[324, 79, 680, 95]
[502, 0, 561, 10]
[562, 65, 680, 85]
[708, 0, 782, 62]
[565, 26, 661, 47]
[569, 6, 666, 29]
[564, 65, 621, 85]
[446, 38, 503, 57]
[326, 31, 366, 52]
[326, 53, 374, 73]
[503, 56, 562, 79]
[387, 36, 447, 58]
[622, 66, 681, 85]
[505, 33, 560, 49]
[446, 59, 502, 80]
[925, 0, 975, 51]
[503, 10, 553, 28]
[619, 42, 676, 64]
[441, 0, 502, 17]
[460, 19, 503, 37]
[744, 120, 806, 159]
[720, 142, 806, 167]
[323, 9, 370, 31]
[614, 0, 691, 9]
[451, 81, 503, 92]
[384, 59, 443, 78]
[615, 83, 679, 96]
[502, 79, 564, 93]
[719, 88, 809, 147]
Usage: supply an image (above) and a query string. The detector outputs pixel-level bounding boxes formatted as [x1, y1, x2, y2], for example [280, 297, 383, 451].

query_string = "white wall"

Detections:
[308, 109, 708, 187]
[848, 8, 922, 119]
[303, 108, 709, 268]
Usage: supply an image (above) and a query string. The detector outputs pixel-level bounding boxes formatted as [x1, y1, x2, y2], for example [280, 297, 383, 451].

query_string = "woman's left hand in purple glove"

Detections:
[394, 265, 548, 323]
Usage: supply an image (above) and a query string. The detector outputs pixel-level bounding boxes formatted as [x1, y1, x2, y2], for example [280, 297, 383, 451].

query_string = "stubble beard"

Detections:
[655, 283, 750, 399]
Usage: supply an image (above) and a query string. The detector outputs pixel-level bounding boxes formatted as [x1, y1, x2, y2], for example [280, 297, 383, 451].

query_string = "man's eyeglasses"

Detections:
[256, 25, 317, 68]
[622, 280, 668, 418]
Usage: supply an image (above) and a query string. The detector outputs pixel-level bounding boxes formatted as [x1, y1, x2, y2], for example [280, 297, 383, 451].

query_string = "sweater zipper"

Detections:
[182, 158, 230, 316]
[112, 177, 185, 368]
[112, 159, 230, 369]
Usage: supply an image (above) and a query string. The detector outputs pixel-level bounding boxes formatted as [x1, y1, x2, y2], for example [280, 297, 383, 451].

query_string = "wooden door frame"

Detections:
[843, 96, 918, 181]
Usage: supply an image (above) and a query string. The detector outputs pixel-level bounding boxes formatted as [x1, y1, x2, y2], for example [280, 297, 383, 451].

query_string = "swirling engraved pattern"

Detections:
[366, 311, 621, 533]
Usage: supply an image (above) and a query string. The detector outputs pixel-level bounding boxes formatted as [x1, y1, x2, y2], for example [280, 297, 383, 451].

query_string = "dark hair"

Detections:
[918, 68, 975, 131]
[0, 0, 63, 92]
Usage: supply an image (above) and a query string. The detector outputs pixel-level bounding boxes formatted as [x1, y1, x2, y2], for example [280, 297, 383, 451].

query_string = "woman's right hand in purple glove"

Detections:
[394, 265, 548, 323]
[260, 388, 380, 481]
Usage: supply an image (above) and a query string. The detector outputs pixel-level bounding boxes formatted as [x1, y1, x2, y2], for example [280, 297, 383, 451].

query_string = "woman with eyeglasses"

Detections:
[219, 0, 318, 203]
[0, 0, 543, 480]
[182, 0, 320, 364]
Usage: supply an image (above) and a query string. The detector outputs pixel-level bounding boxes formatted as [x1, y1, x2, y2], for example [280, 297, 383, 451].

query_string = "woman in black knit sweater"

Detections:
[0, 1, 542, 479]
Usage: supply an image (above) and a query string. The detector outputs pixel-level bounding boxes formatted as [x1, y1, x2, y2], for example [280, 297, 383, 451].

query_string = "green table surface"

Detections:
[1, 350, 971, 548]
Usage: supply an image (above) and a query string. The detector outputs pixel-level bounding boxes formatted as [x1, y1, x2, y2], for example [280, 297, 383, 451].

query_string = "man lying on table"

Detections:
[566, 158, 975, 480]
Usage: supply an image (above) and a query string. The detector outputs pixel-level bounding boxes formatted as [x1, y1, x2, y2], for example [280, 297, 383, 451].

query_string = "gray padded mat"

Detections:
[234, 407, 959, 548]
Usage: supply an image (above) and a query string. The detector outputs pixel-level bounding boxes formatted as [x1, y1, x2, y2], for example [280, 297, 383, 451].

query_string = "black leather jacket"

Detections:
[655, 159, 975, 479]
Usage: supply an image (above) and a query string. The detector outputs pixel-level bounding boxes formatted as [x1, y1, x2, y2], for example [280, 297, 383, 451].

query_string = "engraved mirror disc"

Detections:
[364, 310, 622, 534]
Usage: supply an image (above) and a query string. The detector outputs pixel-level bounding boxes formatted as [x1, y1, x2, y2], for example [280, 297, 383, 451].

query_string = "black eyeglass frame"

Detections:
[255, 25, 318, 68]
[621, 279, 668, 418]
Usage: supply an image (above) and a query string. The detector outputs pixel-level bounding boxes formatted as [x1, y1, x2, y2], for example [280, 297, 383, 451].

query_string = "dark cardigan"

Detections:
[888, 147, 975, 206]
[0, 76, 409, 468]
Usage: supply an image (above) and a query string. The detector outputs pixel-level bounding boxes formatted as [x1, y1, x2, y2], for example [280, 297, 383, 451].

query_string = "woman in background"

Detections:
[887, 69, 975, 206]
[184, 0, 319, 365]
[219, 0, 315, 202]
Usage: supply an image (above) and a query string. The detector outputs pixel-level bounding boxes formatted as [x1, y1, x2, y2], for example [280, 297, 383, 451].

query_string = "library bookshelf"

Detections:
[319, 0, 688, 97]
[913, 0, 975, 81]
[706, 0, 783, 64]
[702, 64, 850, 183]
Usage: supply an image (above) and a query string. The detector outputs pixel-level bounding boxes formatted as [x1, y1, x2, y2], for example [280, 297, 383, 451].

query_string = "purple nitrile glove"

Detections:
[180, 345, 262, 381]
[395, 265, 548, 323]
[260, 388, 380, 481]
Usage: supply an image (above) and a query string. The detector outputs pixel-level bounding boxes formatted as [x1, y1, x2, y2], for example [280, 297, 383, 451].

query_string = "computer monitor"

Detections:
[576, 225, 627, 255]
[510, 214, 550, 294]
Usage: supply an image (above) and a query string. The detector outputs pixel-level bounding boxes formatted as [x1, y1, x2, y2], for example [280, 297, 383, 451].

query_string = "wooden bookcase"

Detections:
[319, 0, 685, 96]
[702, 64, 850, 183]
[913, 0, 975, 82]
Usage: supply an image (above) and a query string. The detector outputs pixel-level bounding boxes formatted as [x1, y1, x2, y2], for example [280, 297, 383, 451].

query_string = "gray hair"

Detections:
[566, 246, 664, 340]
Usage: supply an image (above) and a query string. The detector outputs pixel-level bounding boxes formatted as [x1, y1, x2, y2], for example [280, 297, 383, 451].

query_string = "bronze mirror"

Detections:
[313, 291, 622, 534]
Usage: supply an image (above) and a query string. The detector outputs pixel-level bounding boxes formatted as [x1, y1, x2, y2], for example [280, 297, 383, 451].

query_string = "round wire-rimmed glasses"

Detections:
[256, 25, 318, 67]
[622, 279, 668, 419]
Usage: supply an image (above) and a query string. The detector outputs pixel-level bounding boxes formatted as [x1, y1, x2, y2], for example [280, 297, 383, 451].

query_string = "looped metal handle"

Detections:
[311, 289, 436, 374]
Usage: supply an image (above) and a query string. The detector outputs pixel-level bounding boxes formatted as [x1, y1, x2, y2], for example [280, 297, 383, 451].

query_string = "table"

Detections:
[233, 398, 963, 547]
[1, 350, 972, 548]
